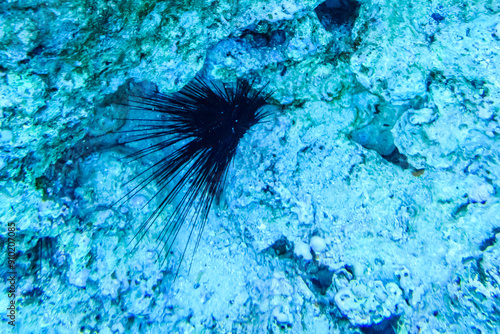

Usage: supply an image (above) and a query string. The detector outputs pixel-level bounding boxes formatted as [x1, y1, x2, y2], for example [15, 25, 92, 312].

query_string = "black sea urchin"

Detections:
[115, 77, 272, 276]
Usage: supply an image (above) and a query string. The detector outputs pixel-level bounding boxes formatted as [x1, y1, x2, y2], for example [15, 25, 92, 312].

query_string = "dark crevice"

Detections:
[360, 315, 400, 334]
[479, 227, 500, 251]
[382, 147, 410, 170]
[315, 0, 361, 31]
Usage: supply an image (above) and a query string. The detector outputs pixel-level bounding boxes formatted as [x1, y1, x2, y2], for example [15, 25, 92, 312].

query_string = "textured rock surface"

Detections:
[1, 0, 499, 333]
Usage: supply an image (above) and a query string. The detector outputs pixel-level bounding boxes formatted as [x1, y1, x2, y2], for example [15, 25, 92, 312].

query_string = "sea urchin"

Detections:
[114, 77, 272, 276]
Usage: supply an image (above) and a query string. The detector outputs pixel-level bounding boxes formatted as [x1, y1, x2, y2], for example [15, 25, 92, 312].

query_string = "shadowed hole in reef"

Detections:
[265, 236, 294, 258]
[381, 147, 410, 170]
[360, 315, 400, 334]
[308, 264, 334, 295]
[315, 0, 361, 31]
[479, 227, 500, 251]
[350, 126, 411, 170]
[349, 103, 413, 170]
[264, 237, 335, 295]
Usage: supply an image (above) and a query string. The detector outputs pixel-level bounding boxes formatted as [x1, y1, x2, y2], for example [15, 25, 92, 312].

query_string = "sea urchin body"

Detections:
[115, 77, 272, 276]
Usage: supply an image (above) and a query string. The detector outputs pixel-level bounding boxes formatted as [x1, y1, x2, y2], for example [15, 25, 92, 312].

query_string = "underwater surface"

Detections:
[1, 0, 499, 333]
